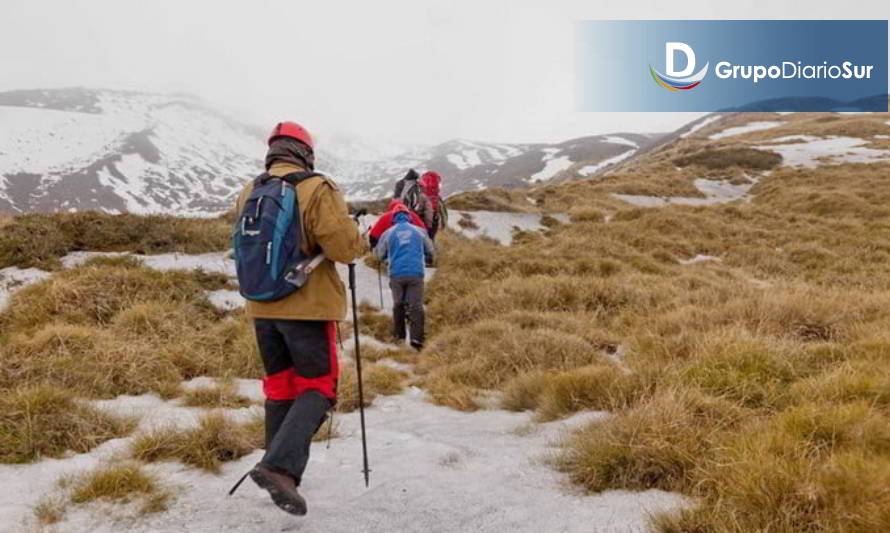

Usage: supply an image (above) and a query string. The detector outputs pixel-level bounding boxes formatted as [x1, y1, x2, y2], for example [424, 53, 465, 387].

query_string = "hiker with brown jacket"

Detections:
[232, 121, 367, 516]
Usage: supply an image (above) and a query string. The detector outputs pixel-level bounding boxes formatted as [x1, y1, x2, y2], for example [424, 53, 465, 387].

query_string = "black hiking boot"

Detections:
[250, 464, 307, 516]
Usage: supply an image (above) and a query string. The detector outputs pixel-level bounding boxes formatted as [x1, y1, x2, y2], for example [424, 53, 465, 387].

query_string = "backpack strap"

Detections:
[254, 171, 323, 186]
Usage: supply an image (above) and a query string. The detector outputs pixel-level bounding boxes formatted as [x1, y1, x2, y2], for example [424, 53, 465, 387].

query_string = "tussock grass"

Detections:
[0, 261, 262, 399]
[66, 462, 172, 516]
[0, 385, 134, 464]
[674, 147, 782, 170]
[502, 364, 646, 421]
[365, 365, 409, 396]
[362, 344, 418, 364]
[358, 302, 395, 341]
[336, 362, 410, 411]
[556, 389, 747, 493]
[180, 382, 253, 409]
[446, 188, 536, 212]
[130, 412, 261, 473]
[0, 211, 230, 270]
[336, 365, 377, 413]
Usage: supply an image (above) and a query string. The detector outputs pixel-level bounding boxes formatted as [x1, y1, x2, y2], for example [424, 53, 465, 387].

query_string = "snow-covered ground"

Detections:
[756, 135, 890, 168]
[578, 148, 637, 176]
[450, 210, 569, 245]
[613, 178, 755, 208]
[708, 121, 782, 140]
[678, 254, 721, 265]
[0, 266, 50, 311]
[680, 115, 722, 138]
[529, 149, 573, 183]
[6, 387, 684, 533]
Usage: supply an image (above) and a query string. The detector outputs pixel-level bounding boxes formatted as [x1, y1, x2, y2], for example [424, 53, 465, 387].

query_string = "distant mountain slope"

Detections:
[0, 88, 264, 214]
[0, 88, 665, 213]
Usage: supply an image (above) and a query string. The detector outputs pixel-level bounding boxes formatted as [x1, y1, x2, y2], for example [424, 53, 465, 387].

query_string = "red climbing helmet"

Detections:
[267, 121, 314, 150]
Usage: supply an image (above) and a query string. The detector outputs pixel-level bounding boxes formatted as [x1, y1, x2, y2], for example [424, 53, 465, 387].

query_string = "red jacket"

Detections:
[370, 200, 426, 247]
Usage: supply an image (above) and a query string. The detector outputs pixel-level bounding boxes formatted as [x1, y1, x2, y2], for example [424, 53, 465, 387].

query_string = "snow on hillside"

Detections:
[756, 135, 890, 168]
[0, 88, 666, 211]
[0, 89, 264, 215]
[709, 121, 782, 140]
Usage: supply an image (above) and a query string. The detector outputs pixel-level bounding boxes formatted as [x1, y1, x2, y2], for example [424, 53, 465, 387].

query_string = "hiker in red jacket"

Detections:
[369, 199, 426, 248]
[420, 171, 446, 241]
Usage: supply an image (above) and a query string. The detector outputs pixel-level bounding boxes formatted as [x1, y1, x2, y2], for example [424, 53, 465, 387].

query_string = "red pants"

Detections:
[253, 319, 338, 403]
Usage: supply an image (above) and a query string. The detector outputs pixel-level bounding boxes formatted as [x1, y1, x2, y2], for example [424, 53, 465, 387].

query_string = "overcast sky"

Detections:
[1, 1, 887, 145]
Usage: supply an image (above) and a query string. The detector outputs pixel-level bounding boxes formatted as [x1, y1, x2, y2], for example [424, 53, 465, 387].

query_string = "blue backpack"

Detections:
[232, 171, 320, 302]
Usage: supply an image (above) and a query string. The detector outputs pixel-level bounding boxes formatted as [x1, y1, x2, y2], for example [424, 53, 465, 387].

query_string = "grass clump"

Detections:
[557, 389, 746, 493]
[0, 260, 220, 332]
[674, 147, 782, 170]
[365, 364, 409, 396]
[358, 302, 395, 341]
[180, 382, 253, 409]
[0, 211, 230, 270]
[502, 364, 645, 421]
[69, 462, 169, 507]
[130, 412, 261, 473]
[0, 260, 262, 398]
[0, 385, 134, 464]
[658, 402, 890, 532]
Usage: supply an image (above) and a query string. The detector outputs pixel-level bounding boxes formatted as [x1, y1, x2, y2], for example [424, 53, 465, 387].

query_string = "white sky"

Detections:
[1, 0, 887, 145]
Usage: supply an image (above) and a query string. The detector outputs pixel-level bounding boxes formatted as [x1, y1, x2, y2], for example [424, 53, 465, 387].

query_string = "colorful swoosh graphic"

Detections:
[649, 63, 709, 92]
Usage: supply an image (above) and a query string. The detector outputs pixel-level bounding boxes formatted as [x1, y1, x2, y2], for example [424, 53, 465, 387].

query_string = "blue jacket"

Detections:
[374, 212, 435, 278]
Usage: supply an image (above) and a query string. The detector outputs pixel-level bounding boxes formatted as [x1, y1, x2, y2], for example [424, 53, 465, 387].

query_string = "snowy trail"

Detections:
[2, 215, 690, 531]
[47, 388, 683, 533]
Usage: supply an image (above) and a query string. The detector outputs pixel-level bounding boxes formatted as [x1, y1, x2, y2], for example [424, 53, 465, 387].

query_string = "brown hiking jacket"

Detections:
[234, 162, 367, 321]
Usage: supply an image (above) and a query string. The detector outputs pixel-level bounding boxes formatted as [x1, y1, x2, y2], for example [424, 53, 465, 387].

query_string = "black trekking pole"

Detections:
[348, 263, 371, 487]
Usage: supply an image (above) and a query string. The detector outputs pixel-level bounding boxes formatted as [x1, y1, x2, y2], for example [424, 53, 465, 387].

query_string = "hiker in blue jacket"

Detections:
[374, 204, 436, 350]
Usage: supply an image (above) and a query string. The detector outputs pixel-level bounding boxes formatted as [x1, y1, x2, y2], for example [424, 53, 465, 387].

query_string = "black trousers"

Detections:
[254, 319, 336, 485]
[390, 276, 425, 347]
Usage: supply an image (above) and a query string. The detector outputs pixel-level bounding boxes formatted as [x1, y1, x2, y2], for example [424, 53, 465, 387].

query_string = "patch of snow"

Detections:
[0, 266, 50, 311]
[578, 148, 637, 176]
[30, 389, 685, 533]
[679, 254, 721, 265]
[875, 135, 890, 140]
[602, 135, 638, 148]
[614, 178, 755, 208]
[680, 114, 722, 138]
[709, 121, 782, 140]
[61, 250, 236, 276]
[757, 136, 890, 168]
[207, 289, 243, 311]
[530, 153, 573, 183]
[451, 211, 565, 245]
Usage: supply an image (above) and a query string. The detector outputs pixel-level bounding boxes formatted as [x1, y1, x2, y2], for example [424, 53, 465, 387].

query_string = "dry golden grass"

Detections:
[0, 210, 230, 270]
[362, 344, 418, 364]
[0, 261, 262, 400]
[365, 364, 409, 396]
[336, 364, 376, 413]
[423, 129, 890, 530]
[357, 302, 396, 341]
[556, 388, 748, 493]
[130, 412, 261, 473]
[180, 381, 253, 409]
[67, 462, 172, 515]
[0, 385, 134, 464]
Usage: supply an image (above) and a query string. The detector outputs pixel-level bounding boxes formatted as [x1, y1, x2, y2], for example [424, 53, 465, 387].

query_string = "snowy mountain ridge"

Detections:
[0, 88, 663, 213]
